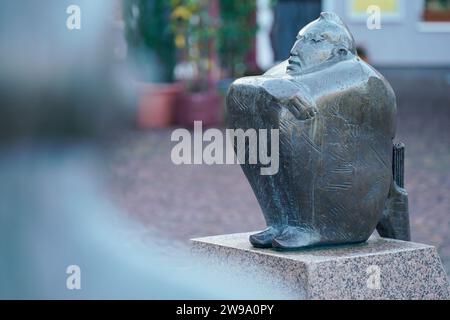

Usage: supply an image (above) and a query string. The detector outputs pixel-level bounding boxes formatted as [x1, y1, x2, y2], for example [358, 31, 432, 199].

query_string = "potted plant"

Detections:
[124, 0, 181, 128]
[170, 0, 222, 127]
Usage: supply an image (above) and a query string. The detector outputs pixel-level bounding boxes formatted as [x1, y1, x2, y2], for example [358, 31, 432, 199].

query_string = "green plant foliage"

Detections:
[123, 0, 176, 82]
[218, 0, 257, 78]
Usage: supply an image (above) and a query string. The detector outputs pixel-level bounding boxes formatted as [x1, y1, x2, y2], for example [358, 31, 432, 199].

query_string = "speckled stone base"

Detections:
[191, 233, 450, 300]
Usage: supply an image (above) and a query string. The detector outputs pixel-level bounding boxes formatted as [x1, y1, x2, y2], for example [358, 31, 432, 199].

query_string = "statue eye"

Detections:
[311, 35, 325, 43]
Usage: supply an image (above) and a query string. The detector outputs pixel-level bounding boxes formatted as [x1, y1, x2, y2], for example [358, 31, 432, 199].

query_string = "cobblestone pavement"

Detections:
[104, 68, 450, 277]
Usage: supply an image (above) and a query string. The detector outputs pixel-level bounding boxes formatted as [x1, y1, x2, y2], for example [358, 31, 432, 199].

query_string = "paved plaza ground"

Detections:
[104, 68, 450, 277]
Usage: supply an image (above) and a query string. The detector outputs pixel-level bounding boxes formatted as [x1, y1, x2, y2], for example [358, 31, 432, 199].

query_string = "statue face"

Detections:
[287, 18, 353, 75]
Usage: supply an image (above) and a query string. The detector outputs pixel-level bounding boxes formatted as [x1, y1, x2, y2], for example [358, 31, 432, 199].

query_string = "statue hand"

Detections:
[286, 95, 318, 121]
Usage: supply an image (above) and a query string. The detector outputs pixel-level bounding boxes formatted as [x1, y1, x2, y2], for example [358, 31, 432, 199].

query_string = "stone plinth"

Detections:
[191, 233, 449, 300]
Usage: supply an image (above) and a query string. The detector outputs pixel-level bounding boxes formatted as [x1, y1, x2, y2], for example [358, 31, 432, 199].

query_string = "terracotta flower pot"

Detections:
[137, 82, 182, 129]
[175, 90, 223, 127]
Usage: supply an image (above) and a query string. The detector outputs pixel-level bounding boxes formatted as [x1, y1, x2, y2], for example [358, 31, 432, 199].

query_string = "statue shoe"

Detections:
[272, 226, 319, 250]
[249, 227, 283, 248]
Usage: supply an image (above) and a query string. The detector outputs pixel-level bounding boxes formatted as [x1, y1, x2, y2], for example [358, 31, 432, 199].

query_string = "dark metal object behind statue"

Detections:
[226, 12, 410, 250]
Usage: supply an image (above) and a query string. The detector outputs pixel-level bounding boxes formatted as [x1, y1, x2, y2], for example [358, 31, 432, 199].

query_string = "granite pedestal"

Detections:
[191, 232, 449, 300]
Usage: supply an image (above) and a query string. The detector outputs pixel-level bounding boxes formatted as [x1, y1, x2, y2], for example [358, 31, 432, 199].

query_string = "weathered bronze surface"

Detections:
[226, 12, 410, 250]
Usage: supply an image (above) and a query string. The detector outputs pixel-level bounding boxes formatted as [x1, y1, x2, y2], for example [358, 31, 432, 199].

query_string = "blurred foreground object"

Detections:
[0, 0, 285, 299]
[0, 1, 132, 142]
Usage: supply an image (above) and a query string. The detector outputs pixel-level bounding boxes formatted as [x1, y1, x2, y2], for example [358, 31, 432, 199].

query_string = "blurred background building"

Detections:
[326, 0, 450, 66]
[271, 0, 450, 66]
[116, 0, 450, 129]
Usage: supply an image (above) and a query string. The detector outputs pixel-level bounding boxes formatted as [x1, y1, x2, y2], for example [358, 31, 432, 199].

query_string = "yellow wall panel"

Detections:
[352, 0, 399, 13]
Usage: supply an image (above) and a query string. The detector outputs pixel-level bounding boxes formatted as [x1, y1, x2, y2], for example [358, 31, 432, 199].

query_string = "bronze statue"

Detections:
[226, 12, 410, 250]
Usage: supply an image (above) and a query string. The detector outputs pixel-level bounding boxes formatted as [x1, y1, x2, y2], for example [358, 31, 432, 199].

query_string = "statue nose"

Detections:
[290, 48, 298, 57]
[290, 40, 301, 56]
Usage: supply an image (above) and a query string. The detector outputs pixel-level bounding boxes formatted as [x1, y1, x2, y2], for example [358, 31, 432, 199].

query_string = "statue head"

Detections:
[287, 12, 356, 75]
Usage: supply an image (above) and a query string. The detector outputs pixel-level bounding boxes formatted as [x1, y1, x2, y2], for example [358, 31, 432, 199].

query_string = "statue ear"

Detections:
[337, 47, 348, 57]
[334, 47, 353, 60]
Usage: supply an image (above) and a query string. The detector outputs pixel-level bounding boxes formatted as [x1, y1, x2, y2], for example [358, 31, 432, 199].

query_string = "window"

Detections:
[424, 0, 450, 21]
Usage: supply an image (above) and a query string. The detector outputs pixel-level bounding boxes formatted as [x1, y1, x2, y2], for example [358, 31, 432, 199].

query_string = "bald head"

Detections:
[287, 12, 356, 75]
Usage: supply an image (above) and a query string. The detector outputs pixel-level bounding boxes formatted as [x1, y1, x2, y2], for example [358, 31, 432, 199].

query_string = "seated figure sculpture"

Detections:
[226, 12, 410, 250]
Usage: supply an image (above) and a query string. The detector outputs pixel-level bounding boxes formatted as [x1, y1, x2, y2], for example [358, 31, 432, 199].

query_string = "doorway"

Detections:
[271, 0, 323, 61]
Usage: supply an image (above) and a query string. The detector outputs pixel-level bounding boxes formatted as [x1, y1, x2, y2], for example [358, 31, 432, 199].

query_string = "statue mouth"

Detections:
[287, 56, 302, 73]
